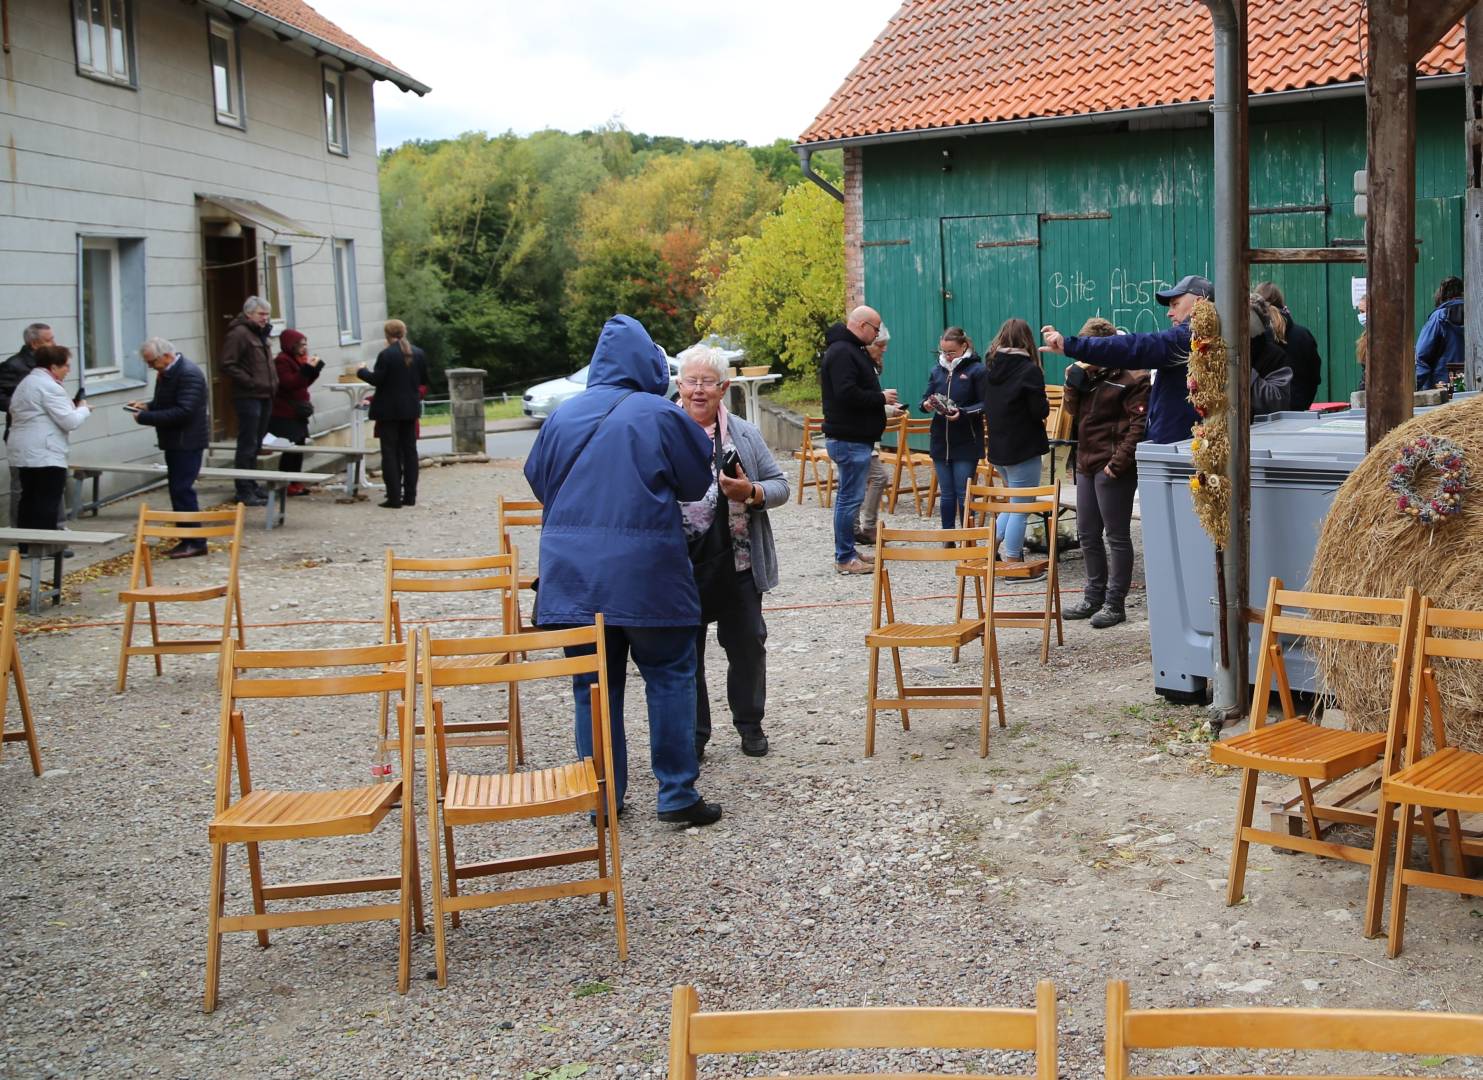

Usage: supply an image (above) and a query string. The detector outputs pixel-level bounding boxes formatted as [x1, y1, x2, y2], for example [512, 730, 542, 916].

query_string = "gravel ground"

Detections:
[2, 452, 1481, 1079]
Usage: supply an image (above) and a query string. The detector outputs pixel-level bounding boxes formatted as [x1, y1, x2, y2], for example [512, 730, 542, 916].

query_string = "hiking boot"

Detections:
[740, 730, 769, 757]
[1064, 597, 1102, 620]
[854, 528, 877, 546]
[237, 494, 268, 508]
[1090, 604, 1126, 629]
[657, 799, 723, 827]
[835, 558, 872, 575]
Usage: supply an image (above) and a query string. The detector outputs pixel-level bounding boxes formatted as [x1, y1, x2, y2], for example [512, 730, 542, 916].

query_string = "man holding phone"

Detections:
[129, 338, 210, 558]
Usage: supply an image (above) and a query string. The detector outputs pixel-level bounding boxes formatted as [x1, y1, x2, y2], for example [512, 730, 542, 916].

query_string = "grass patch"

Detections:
[420, 398, 526, 424]
[574, 980, 613, 998]
[1125, 701, 1216, 746]
[766, 377, 821, 414]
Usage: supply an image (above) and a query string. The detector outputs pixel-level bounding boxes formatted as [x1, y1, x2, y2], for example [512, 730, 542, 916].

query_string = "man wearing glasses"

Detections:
[820, 306, 899, 574]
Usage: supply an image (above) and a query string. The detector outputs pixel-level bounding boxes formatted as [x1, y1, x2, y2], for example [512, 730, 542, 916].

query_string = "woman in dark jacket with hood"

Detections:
[918, 326, 985, 529]
[980, 318, 1050, 564]
[268, 329, 324, 493]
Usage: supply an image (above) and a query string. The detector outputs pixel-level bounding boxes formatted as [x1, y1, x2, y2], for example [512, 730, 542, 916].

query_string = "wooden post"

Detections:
[1466, 7, 1483, 390]
[1365, 0, 1418, 448]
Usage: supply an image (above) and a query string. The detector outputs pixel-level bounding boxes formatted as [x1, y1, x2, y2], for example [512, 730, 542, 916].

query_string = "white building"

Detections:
[0, 0, 428, 515]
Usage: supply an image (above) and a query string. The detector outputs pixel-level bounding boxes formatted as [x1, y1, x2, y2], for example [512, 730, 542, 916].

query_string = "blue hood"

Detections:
[588, 315, 670, 395]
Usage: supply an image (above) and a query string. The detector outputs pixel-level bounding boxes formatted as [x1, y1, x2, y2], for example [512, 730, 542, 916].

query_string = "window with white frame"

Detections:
[323, 68, 348, 155]
[208, 17, 244, 127]
[80, 236, 145, 377]
[72, 0, 135, 86]
[332, 239, 360, 344]
[263, 244, 294, 331]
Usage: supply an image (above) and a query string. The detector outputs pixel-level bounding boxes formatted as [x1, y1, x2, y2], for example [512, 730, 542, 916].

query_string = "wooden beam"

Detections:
[1408, 0, 1476, 64]
[1466, 8, 1483, 389]
[1248, 246, 1368, 263]
[1367, 0, 1418, 448]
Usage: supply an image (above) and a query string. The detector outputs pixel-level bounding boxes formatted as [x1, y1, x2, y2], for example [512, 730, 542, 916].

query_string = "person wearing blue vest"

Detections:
[1415, 276, 1464, 391]
[1040, 275, 1210, 444]
[524, 314, 723, 828]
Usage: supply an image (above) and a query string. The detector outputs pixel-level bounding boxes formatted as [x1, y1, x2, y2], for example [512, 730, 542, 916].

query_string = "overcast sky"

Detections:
[309, 0, 900, 149]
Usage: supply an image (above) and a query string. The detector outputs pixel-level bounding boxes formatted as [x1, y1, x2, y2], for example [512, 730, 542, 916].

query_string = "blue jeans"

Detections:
[933, 456, 978, 528]
[993, 455, 1043, 557]
[563, 623, 702, 813]
[827, 438, 875, 564]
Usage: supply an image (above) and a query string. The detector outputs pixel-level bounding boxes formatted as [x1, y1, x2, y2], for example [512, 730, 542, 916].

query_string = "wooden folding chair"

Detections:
[1382, 600, 1483, 957]
[953, 482, 1064, 665]
[496, 495, 542, 632]
[1105, 979, 1483, 1079]
[0, 550, 40, 775]
[420, 619, 625, 984]
[669, 981, 1057, 1080]
[204, 638, 422, 1012]
[794, 415, 835, 507]
[866, 524, 1005, 758]
[1210, 581, 1422, 936]
[378, 549, 523, 768]
[881, 415, 938, 516]
[117, 504, 246, 692]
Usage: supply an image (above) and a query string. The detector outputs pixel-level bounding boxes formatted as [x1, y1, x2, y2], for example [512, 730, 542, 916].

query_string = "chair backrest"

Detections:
[496, 496, 542, 557]
[871, 524, 999, 626]
[670, 982, 1057, 1080]
[1247, 578, 1420, 734]
[1106, 979, 1483, 1079]
[128, 504, 245, 588]
[0, 550, 19, 678]
[1397, 599, 1483, 765]
[382, 548, 518, 644]
[1043, 386, 1071, 440]
[802, 415, 827, 448]
[965, 482, 1061, 521]
[418, 619, 615, 791]
[215, 639, 417, 809]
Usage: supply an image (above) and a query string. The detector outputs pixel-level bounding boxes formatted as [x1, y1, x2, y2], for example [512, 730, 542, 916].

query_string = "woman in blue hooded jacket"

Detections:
[523, 315, 724, 828]
[918, 326, 985, 529]
[1415, 277, 1464, 390]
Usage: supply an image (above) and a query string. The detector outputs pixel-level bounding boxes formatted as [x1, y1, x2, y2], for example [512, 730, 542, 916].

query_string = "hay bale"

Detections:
[1307, 395, 1483, 749]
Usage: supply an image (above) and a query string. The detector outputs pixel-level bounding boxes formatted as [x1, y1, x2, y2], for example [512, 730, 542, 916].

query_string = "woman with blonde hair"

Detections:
[357, 319, 429, 508]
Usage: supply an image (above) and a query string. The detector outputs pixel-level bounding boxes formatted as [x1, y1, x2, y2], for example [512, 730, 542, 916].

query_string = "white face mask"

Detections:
[1357, 310, 1367, 327]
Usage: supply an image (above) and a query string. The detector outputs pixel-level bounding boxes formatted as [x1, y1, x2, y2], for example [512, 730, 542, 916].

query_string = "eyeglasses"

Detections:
[679, 377, 724, 390]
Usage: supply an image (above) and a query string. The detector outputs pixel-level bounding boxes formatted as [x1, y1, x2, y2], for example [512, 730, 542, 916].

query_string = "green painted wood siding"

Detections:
[861, 91, 1465, 406]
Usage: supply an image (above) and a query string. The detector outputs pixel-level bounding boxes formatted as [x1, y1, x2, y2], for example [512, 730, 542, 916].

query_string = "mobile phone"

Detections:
[122, 403, 141, 413]
[720, 446, 742, 479]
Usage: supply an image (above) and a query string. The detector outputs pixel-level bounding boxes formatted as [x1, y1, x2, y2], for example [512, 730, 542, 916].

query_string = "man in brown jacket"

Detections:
[219, 296, 278, 505]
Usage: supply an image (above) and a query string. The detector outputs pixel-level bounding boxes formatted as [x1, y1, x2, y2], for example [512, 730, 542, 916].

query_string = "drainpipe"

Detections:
[1202, 0, 1250, 724]
[796, 146, 844, 203]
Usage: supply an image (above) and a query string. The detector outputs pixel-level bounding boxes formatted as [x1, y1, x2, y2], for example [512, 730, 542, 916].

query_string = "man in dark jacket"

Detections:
[1, 322, 59, 527]
[1040, 275, 1209, 444]
[820, 305, 898, 573]
[524, 315, 723, 828]
[130, 337, 210, 557]
[219, 296, 278, 506]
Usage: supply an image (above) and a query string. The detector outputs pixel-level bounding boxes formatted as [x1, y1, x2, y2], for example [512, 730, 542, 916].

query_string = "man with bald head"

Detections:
[820, 305, 898, 573]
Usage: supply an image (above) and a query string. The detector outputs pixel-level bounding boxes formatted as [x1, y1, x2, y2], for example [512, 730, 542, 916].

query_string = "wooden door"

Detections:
[203, 228, 257, 440]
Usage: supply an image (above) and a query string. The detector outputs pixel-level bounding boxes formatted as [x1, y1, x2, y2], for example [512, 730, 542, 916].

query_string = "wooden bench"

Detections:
[70, 462, 332, 531]
[206, 441, 378, 500]
[0, 527, 126, 614]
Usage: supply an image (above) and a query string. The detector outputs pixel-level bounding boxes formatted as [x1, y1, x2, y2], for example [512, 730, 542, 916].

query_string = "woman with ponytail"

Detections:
[357, 319, 429, 508]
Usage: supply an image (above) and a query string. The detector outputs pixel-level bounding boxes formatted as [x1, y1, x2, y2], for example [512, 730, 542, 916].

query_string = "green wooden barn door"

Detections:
[940, 215, 1041, 357]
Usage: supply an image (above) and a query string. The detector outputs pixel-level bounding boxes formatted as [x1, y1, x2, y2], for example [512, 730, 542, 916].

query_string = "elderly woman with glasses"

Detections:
[677, 347, 789, 759]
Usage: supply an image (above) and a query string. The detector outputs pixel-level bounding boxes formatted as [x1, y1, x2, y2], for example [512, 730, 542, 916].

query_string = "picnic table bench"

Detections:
[0, 527, 125, 613]
[206, 442, 378, 499]
[69, 462, 332, 531]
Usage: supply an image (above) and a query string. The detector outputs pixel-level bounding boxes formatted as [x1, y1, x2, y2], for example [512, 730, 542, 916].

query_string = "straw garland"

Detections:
[1184, 300, 1228, 546]
[1308, 396, 1483, 750]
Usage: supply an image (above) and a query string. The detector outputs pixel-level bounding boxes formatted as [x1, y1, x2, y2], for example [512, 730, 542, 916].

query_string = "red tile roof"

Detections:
[799, 0, 1464, 144]
[216, 0, 427, 93]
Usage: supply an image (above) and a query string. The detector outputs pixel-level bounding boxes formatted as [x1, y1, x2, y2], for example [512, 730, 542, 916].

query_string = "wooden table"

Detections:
[206, 442, 377, 500]
[0, 527, 125, 613]
[70, 462, 332, 531]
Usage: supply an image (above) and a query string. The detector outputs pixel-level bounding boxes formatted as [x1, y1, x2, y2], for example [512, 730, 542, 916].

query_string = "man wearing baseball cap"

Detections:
[1040, 275, 1210, 444]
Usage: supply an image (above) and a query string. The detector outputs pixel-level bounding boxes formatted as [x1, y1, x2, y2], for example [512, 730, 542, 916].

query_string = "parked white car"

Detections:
[522, 356, 681, 420]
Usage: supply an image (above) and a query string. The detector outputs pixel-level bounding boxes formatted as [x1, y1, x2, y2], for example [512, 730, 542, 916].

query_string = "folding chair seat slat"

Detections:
[210, 784, 399, 842]
[1211, 719, 1387, 779]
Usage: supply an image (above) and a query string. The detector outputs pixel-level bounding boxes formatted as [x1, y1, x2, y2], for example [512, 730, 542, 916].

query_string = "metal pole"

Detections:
[1466, 8, 1483, 390]
[1203, 0, 1251, 721]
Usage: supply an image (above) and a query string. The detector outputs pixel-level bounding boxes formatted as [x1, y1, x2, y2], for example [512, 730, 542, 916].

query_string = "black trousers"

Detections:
[266, 416, 309, 473]
[1075, 467, 1137, 607]
[694, 568, 768, 748]
[232, 397, 271, 497]
[378, 419, 418, 505]
[18, 466, 67, 544]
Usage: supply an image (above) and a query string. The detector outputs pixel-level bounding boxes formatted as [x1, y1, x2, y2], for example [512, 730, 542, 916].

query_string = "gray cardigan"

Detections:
[726, 412, 789, 593]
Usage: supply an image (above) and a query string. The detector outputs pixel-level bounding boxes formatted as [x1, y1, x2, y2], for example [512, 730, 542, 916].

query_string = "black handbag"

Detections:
[687, 437, 737, 623]
[291, 399, 314, 421]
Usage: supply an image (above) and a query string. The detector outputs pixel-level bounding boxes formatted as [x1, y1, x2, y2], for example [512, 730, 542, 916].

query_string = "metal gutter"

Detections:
[797, 146, 844, 203]
[793, 74, 1461, 151]
[202, 0, 431, 96]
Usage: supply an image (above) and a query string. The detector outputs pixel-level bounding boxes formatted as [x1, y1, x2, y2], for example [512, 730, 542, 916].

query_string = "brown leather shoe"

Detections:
[835, 557, 872, 575]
